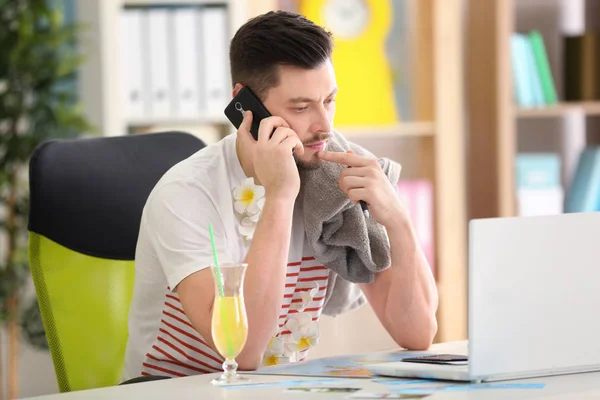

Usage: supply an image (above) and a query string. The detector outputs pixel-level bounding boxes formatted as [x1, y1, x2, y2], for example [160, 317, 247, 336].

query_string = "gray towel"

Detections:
[299, 130, 402, 285]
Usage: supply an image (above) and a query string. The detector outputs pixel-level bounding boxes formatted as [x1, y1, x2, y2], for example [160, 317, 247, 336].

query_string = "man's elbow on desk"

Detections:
[235, 350, 264, 371]
[391, 315, 438, 351]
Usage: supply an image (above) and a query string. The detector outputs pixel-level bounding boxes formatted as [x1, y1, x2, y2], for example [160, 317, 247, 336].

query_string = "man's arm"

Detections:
[178, 111, 304, 370]
[318, 150, 438, 350]
[358, 217, 438, 350]
[178, 196, 295, 370]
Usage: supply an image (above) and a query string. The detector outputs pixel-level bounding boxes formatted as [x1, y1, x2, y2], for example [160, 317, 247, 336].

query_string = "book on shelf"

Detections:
[119, 5, 231, 124]
[565, 147, 600, 213]
[511, 31, 558, 109]
[529, 31, 558, 105]
[564, 32, 600, 102]
[516, 153, 563, 217]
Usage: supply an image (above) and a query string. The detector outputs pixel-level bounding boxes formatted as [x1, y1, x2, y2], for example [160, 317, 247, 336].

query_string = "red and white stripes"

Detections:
[140, 255, 329, 377]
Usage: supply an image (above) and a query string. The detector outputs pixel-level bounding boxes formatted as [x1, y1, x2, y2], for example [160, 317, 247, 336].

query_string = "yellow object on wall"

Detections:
[300, 0, 399, 126]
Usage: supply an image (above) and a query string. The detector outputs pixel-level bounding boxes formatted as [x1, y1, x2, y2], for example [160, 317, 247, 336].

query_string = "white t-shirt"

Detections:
[122, 134, 345, 380]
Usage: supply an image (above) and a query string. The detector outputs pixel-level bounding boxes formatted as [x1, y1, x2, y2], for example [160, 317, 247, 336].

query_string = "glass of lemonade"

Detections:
[210, 262, 249, 385]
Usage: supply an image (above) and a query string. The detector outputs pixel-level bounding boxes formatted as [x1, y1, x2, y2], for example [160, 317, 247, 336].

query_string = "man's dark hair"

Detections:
[229, 10, 334, 100]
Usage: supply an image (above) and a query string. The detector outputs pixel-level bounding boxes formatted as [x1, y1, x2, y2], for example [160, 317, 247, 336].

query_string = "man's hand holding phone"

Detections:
[237, 110, 304, 202]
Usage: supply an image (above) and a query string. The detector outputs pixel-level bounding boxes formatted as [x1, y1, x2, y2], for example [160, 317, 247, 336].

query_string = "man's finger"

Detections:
[281, 136, 305, 156]
[318, 150, 371, 167]
[238, 110, 254, 141]
[269, 126, 293, 146]
[258, 116, 290, 144]
[341, 166, 369, 178]
[340, 175, 365, 192]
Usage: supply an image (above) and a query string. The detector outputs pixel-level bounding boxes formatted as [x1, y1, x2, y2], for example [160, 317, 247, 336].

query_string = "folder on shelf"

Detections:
[200, 6, 230, 115]
[516, 154, 563, 216]
[120, 9, 148, 119]
[146, 8, 174, 119]
[565, 147, 600, 213]
[172, 7, 203, 118]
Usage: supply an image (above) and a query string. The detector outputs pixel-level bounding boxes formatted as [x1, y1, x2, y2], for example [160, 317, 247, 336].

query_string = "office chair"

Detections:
[27, 131, 206, 392]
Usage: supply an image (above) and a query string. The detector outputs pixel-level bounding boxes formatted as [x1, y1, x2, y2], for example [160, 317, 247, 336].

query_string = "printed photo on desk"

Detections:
[248, 350, 431, 378]
[349, 394, 429, 399]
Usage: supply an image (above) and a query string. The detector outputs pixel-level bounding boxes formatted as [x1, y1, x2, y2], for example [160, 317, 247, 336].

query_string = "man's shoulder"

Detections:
[153, 135, 235, 193]
[142, 134, 239, 216]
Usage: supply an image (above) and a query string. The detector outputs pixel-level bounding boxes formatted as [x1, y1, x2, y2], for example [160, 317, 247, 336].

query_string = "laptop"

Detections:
[367, 212, 600, 383]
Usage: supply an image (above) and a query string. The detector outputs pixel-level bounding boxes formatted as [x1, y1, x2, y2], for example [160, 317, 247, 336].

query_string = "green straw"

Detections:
[208, 224, 234, 358]
[208, 224, 225, 297]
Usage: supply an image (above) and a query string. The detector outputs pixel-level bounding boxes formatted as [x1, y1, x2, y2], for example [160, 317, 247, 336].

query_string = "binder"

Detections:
[120, 9, 147, 119]
[200, 6, 230, 114]
[146, 8, 173, 118]
[172, 7, 203, 118]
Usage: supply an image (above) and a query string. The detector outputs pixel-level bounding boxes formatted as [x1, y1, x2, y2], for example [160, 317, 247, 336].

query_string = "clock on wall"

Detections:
[322, 0, 370, 39]
[301, 0, 398, 126]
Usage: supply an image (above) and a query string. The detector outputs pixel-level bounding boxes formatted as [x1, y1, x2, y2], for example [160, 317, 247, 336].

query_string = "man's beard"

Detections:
[294, 132, 332, 171]
[294, 153, 322, 170]
[294, 132, 331, 171]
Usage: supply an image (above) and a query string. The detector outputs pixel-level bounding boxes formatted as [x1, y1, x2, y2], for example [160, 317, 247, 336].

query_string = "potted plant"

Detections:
[0, 1, 91, 398]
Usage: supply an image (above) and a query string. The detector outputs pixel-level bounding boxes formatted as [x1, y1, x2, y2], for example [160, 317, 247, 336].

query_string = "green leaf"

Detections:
[0, 0, 89, 331]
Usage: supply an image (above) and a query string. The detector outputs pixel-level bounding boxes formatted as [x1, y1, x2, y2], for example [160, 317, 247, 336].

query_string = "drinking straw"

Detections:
[208, 224, 225, 297]
[208, 224, 234, 358]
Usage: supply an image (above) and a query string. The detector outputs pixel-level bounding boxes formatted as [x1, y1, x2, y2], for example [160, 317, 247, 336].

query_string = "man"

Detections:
[122, 10, 438, 381]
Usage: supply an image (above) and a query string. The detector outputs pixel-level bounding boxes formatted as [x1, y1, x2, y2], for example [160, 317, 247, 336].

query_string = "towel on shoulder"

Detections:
[299, 130, 402, 289]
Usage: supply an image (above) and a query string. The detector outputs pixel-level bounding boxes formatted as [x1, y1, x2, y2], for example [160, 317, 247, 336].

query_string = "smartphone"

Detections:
[401, 354, 468, 366]
[224, 86, 272, 141]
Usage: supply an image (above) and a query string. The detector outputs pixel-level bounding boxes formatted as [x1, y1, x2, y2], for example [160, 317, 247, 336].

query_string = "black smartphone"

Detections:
[401, 354, 468, 366]
[224, 86, 272, 141]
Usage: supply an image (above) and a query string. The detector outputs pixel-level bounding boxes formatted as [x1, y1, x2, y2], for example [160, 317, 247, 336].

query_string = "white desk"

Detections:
[21, 342, 600, 400]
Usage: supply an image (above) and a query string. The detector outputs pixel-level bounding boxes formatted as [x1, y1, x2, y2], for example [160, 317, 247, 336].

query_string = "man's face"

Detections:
[263, 61, 337, 170]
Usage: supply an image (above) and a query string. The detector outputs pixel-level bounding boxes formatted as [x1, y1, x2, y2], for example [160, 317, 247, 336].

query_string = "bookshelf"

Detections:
[76, 0, 467, 343]
[466, 0, 600, 219]
[516, 101, 600, 118]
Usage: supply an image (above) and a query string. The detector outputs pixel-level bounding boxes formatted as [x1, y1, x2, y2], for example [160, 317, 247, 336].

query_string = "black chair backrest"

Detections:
[28, 131, 206, 260]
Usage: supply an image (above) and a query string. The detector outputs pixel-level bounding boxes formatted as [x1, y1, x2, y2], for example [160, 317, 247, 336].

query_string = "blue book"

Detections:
[565, 147, 600, 213]
[516, 153, 561, 190]
[523, 35, 546, 107]
[511, 34, 532, 107]
[512, 34, 540, 107]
